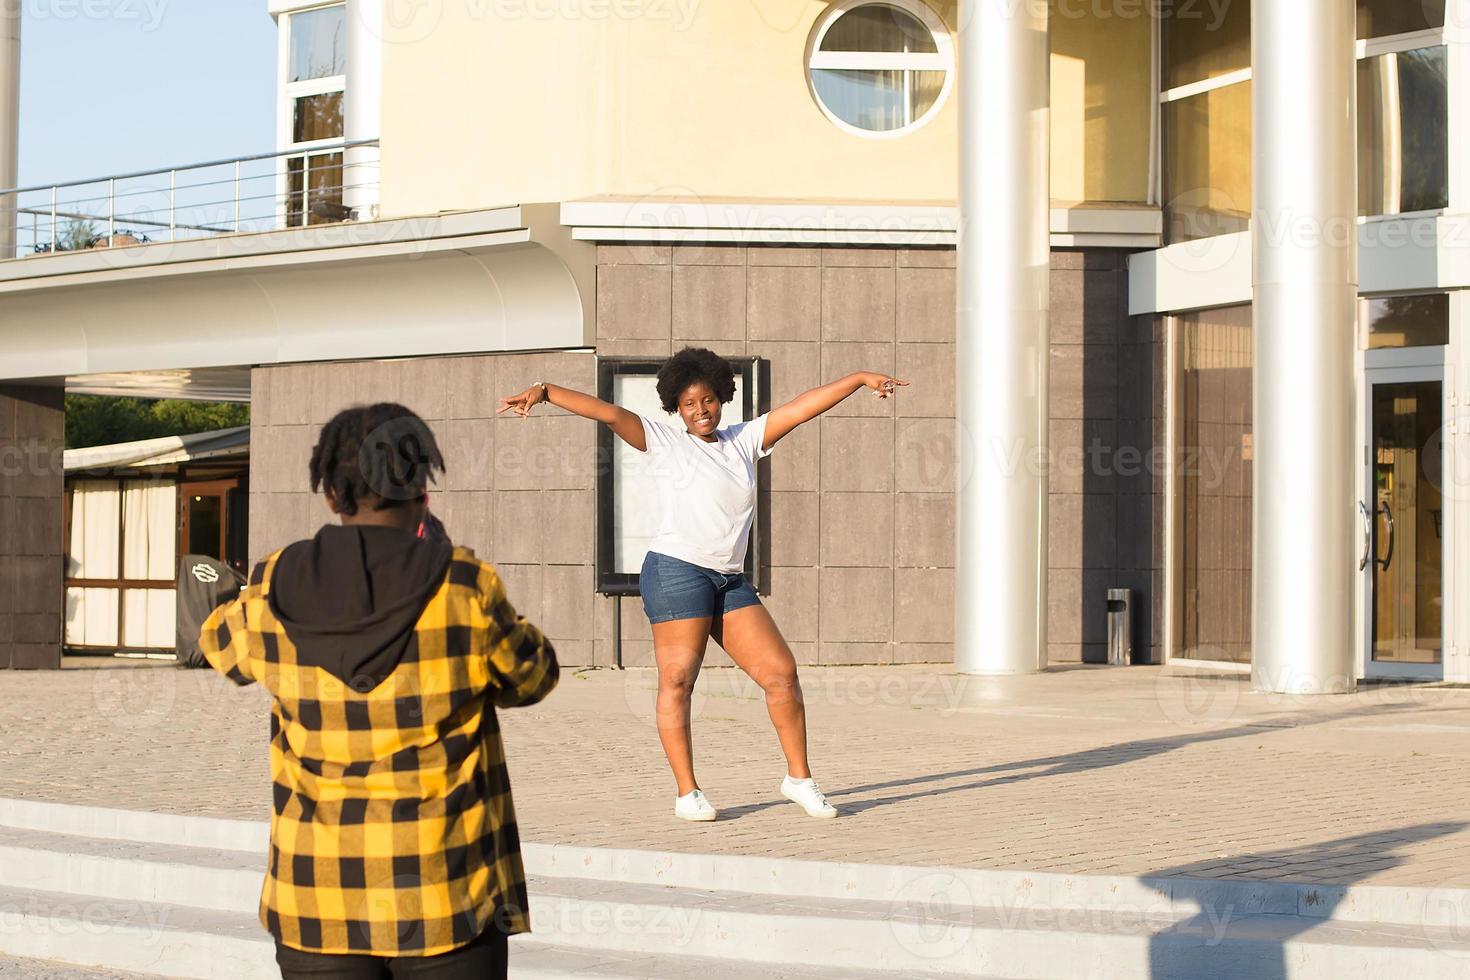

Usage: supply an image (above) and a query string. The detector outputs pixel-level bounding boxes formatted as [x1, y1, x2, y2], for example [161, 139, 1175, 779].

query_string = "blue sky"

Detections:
[18, 0, 276, 188]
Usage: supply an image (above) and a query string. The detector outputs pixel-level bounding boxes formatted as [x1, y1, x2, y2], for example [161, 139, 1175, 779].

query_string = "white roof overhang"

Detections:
[0, 206, 593, 389]
[561, 198, 1163, 250]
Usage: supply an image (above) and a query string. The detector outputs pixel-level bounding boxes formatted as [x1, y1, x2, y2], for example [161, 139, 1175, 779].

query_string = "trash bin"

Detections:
[1106, 588, 1132, 666]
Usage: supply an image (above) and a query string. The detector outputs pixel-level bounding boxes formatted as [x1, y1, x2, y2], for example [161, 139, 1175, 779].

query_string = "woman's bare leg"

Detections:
[713, 605, 810, 779]
[650, 616, 713, 796]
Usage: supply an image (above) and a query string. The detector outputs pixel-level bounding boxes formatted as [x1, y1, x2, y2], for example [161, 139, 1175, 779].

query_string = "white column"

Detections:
[0, 0, 20, 258]
[344, 0, 382, 220]
[955, 0, 1050, 674]
[1250, 0, 1358, 694]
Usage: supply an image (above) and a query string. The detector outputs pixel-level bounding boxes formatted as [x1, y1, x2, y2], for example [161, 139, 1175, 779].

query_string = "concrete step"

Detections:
[522, 873, 1470, 979]
[0, 825, 260, 914]
[3, 798, 1470, 979]
[9, 796, 1464, 935]
[0, 883, 270, 977]
[3, 872, 1468, 980]
[510, 938, 984, 979]
[0, 883, 971, 980]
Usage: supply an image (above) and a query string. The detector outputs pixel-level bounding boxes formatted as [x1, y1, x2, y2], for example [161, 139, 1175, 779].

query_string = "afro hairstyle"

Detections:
[655, 346, 736, 414]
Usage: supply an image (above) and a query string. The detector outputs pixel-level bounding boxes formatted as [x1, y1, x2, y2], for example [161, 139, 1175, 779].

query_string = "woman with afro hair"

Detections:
[500, 347, 906, 822]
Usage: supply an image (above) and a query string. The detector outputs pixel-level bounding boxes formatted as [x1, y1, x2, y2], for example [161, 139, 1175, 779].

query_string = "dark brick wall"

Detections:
[1047, 251, 1166, 664]
[0, 384, 65, 669]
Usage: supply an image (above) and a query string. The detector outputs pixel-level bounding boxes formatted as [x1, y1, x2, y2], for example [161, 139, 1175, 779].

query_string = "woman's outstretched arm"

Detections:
[498, 383, 647, 452]
[764, 372, 908, 449]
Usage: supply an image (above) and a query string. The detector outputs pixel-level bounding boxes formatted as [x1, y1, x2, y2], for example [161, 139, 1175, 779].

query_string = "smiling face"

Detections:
[676, 381, 724, 439]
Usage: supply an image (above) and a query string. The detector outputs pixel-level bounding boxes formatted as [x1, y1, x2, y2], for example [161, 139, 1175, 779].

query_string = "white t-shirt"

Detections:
[638, 413, 772, 573]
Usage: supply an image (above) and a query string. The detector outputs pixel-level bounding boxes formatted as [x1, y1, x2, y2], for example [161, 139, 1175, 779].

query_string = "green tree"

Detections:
[54, 217, 99, 252]
[65, 395, 251, 450]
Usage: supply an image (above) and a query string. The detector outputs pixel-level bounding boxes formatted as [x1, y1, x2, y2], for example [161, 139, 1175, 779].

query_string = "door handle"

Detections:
[1377, 499, 1395, 571]
[1359, 500, 1372, 571]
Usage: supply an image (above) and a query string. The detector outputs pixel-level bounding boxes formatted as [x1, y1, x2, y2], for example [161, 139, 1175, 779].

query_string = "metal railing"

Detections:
[0, 140, 379, 259]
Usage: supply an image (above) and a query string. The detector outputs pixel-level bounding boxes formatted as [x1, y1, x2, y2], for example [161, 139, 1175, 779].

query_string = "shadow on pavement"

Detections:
[718, 699, 1428, 821]
[1144, 822, 1467, 980]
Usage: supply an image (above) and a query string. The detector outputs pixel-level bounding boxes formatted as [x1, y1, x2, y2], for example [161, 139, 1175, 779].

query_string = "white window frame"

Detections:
[278, 2, 347, 151]
[276, 2, 348, 228]
[805, 0, 955, 140]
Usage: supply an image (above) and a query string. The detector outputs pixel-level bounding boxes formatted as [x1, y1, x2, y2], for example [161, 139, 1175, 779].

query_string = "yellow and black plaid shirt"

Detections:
[201, 546, 557, 957]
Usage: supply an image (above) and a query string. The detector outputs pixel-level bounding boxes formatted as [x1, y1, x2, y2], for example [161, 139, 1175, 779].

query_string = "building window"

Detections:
[280, 3, 347, 227]
[1364, 293, 1450, 350]
[1162, 80, 1252, 244]
[1172, 305, 1253, 665]
[1358, 0, 1443, 41]
[1162, 0, 1445, 88]
[64, 480, 178, 651]
[289, 4, 346, 82]
[806, 1, 954, 138]
[292, 91, 343, 144]
[1160, 0, 1251, 92]
[1160, 0, 1252, 245]
[1358, 46, 1448, 217]
[1161, 3, 1451, 244]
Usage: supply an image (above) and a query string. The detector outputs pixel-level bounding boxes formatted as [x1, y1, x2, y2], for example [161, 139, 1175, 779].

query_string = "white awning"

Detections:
[64, 426, 250, 473]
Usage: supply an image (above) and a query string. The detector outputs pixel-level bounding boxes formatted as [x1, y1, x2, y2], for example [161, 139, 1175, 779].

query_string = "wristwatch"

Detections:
[532, 381, 549, 404]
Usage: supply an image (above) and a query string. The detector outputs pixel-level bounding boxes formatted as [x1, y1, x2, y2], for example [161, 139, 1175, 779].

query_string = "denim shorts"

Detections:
[640, 551, 762, 625]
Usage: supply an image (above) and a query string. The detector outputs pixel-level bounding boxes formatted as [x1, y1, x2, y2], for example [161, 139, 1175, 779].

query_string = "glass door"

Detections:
[178, 483, 228, 562]
[1363, 367, 1444, 678]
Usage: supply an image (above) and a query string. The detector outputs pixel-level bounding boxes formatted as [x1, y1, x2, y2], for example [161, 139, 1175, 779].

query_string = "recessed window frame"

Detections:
[595, 357, 767, 597]
[805, 0, 955, 140]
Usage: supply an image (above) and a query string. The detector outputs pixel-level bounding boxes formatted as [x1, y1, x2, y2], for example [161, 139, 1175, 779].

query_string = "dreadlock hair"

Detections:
[308, 403, 446, 516]
[656, 346, 736, 414]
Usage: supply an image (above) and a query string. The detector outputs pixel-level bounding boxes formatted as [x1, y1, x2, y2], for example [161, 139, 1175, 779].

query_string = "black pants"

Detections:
[274, 926, 508, 980]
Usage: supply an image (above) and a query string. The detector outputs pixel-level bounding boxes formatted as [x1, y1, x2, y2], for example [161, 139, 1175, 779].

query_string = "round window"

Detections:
[807, 1, 955, 138]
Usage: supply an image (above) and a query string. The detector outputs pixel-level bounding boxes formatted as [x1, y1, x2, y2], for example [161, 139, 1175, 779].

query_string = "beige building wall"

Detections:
[378, 1, 1154, 217]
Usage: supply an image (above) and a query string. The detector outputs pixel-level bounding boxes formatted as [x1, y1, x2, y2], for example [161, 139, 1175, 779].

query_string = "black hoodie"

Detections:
[267, 524, 454, 690]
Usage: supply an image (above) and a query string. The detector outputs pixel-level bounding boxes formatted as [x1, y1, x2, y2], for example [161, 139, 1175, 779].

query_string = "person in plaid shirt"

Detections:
[201, 403, 558, 978]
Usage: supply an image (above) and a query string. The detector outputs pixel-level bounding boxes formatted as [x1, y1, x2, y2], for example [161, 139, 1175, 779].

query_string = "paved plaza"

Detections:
[4, 661, 1469, 888]
[0, 955, 163, 979]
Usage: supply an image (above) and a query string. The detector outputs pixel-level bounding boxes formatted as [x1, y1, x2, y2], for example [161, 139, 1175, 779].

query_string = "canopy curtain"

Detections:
[122, 481, 178, 580]
[64, 481, 122, 647]
[68, 479, 120, 579]
[122, 481, 179, 649]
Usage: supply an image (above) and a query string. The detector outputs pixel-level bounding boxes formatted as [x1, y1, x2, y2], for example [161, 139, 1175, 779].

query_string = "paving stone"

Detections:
[1, 665, 1468, 890]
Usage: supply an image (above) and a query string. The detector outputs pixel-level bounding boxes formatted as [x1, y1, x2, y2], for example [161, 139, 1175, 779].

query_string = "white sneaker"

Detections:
[674, 788, 718, 822]
[781, 776, 838, 819]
